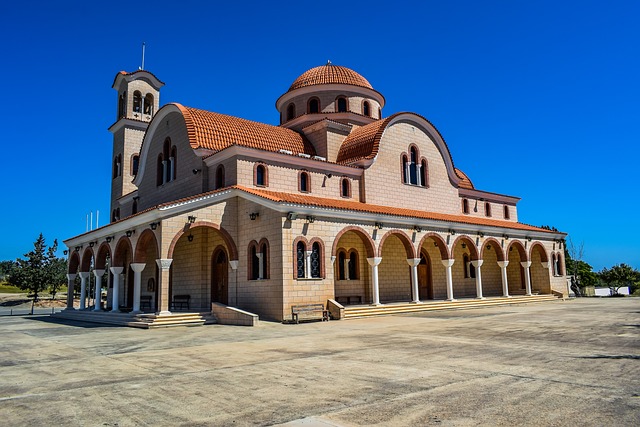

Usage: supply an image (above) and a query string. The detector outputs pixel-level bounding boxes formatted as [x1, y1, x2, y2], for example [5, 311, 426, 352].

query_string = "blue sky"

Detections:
[0, 1, 638, 271]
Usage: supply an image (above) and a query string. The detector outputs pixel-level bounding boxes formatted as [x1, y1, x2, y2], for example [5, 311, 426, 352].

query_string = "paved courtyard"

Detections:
[0, 298, 638, 426]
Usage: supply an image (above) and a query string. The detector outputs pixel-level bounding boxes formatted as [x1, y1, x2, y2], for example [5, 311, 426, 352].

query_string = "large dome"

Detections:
[288, 63, 373, 92]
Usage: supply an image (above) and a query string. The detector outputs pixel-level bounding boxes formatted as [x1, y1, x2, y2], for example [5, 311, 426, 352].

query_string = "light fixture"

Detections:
[192, 168, 201, 174]
[413, 226, 422, 233]
[150, 222, 158, 230]
[325, 173, 333, 178]
[187, 233, 194, 242]
[509, 247, 513, 252]
[249, 212, 259, 221]
[449, 229, 456, 235]
[89, 242, 95, 248]
[434, 242, 438, 247]
[487, 245, 492, 250]
[478, 232, 484, 238]
[63, 250, 68, 255]
[503, 234, 509, 240]
[287, 212, 298, 221]
[75, 246, 81, 252]
[187, 216, 196, 224]
[106, 236, 112, 243]
[306, 215, 315, 223]
[527, 237, 532, 242]
[461, 243, 466, 249]
[126, 230, 135, 237]
[375, 222, 383, 229]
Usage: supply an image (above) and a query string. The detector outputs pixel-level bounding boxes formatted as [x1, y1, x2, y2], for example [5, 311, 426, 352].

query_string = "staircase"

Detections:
[343, 294, 559, 319]
[52, 310, 216, 329]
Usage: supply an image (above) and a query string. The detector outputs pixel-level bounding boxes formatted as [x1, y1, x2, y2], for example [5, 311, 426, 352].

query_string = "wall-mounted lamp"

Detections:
[509, 247, 513, 252]
[187, 216, 196, 224]
[434, 242, 438, 247]
[287, 212, 298, 221]
[249, 212, 259, 221]
[192, 169, 201, 175]
[63, 250, 68, 256]
[89, 242, 95, 248]
[527, 237, 532, 242]
[375, 222, 384, 229]
[461, 243, 466, 249]
[150, 222, 159, 230]
[325, 173, 333, 179]
[106, 236, 112, 243]
[478, 232, 484, 238]
[75, 246, 81, 252]
[306, 215, 315, 223]
[413, 226, 422, 233]
[126, 230, 135, 237]
[449, 229, 456, 235]
[503, 234, 509, 240]
[487, 245, 492, 250]
[187, 233, 194, 242]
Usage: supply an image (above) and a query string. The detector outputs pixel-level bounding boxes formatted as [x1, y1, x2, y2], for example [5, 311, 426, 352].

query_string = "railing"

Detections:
[0, 307, 64, 316]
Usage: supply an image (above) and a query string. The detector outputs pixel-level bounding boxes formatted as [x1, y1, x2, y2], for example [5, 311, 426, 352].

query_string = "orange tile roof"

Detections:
[288, 64, 373, 92]
[233, 186, 556, 234]
[336, 116, 392, 163]
[455, 168, 475, 189]
[175, 104, 316, 155]
[113, 69, 165, 86]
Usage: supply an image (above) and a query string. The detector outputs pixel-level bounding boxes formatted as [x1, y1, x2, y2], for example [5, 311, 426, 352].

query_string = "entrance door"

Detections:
[211, 249, 228, 305]
[418, 252, 433, 300]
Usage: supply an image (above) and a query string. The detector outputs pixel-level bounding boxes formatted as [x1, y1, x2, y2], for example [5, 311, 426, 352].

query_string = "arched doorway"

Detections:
[506, 241, 527, 295]
[418, 250, 433, 300]
[211, 246, 228, 305]
[418, 233, 449, 300]
[332, 227, 376, 304]
[377, 231, 415, 303]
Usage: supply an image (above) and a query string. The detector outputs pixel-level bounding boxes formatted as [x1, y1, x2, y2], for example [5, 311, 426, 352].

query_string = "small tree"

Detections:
[46, 241, 67, 299]
[7, 234, 65, 302]
[599, 264, 640, 296]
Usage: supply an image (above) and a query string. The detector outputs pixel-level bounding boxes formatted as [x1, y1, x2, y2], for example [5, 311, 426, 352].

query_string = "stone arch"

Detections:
[506, 240, 528, 262]
[95, 242, 112, 270]
[167, 221, 238, 260]
[451, 235, 479, 260]
[80, 247, 95, 272]
[113, 236, 133, 267]
[418, 232, 450, 260]
[68, 251, 80, 273]
[529, 242, 549, 263]
[480, 237, 505, 262]
[331, 226, 375, 258]
[134, 229, 159, 263]
[377, 229, 416, 258]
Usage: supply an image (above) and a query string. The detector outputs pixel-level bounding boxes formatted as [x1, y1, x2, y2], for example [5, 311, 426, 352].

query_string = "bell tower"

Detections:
[108, 70, 164, 222]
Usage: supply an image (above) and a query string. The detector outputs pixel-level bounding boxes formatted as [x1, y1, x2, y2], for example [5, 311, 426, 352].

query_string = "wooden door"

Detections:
[211, 249, 228, 305]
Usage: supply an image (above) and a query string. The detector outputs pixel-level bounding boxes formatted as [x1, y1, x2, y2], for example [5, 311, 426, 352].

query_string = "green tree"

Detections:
[7, 234, 65, 302]
[0, 260, 15, 281]
[599, 264, 640, 296]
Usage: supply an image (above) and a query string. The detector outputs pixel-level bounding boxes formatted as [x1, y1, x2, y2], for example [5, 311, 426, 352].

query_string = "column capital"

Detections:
[541, 261, 550, 269]
[66, 273, 77, 280]
[441, 259, 455, 268]
[520, 261, 532, 268]
[229, 260, 239, 270]
[366, 257, 382, 267]
[330, 256, 336, 265]
[406, 258, 421, 267]
[156, 259, 173, 270]
[93, 269, 105, 278]
[497, 261, 509, 268]
[470, 259, 484, 268]
[130, 263, 146, 273]
[110, 266, 124, 275]
[78, 272, 90, 279]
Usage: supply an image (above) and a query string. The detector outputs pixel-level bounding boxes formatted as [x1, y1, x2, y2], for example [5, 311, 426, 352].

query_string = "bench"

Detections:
[336, 295, 362, 305]
[171, 294, 191, 310]
[140, 295, 153, 310]
[291, 304, 329, 324]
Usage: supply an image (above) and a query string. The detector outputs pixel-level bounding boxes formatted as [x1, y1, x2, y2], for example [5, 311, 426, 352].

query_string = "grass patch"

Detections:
[0, 283, 24, 293]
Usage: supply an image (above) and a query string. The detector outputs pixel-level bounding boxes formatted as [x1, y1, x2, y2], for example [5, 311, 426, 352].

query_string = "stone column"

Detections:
[416, 163, 422, 186]
[344, 258, 351, 280]
[404, 163, 411, 184]
[521, 261, 533, 296]
[497, 261, 510, 297]
[471, 260, 485, 299]
[156, 259, 173, 314]
[110, 267, 123, 312]
[256, 252, 264, 280]
[65, 274, 76, 310]
[441, 259, 455, 301]
[407, 258, 421, 303]
[78, 272, 90, 310]
[305, 251, 312, 279]
[367, 257, 382, 305]
[130, 263, 146, 313]
[93, 269, 105, 311]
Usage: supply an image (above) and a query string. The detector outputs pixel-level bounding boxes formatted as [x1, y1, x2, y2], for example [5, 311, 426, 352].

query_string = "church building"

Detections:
[63, 63, 568, 323]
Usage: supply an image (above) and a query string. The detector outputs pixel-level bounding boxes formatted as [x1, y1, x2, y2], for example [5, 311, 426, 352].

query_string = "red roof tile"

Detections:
[455, 168, 474, 189]
[175, 104, 316, 156]
[288, 64, 373, 92]
[336, 117, 393, 163]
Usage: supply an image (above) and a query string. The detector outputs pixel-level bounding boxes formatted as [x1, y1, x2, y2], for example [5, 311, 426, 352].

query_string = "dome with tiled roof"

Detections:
[288, 62, 374, 92]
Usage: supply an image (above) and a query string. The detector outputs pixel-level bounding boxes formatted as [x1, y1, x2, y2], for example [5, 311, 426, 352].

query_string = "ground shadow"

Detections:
[578, 355, 640, 360]
[26, 315, 119, 329]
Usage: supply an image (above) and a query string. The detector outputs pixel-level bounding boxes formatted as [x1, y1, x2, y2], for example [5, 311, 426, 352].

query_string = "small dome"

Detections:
[288, 63, 373, 92]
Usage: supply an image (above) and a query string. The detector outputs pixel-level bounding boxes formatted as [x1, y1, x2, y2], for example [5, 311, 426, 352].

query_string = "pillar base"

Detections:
[158, 310, 172, 315]
[411, 300, 422, 304]
[526, 293, 532, 296]
[446, 298, 457, 302]
[110, 308, 120, 313]
[64, 307, 76, 311]
[503, 295, 512, 298]
[476, 297, 486, 300]
[131, 310, 142, 314]
[370, 303, 383, 307]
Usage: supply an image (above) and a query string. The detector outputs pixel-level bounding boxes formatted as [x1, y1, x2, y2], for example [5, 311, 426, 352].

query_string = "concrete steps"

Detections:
[52, 310, 216, 329]
[343, 294, 559, 319]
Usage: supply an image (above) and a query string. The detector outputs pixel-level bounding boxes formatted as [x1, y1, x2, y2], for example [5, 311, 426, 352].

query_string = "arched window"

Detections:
[255, 164, 268, 187]
[286, 103, 296, 121]
[420, 159, 428, 187]
[504, 205, 510, 220]
[113, 155, 122, 178]
[299, 171, 310, 193]
[215, 165, 225, 189]
[341, 178, 351, 198]
[250, 244, 259, 280]
[143, 94, 153, 115]
[552, 254, 558, 276]
[118, 92, 126, 119]
[308, 98, 320, 114]
[156, 154, 164, 186]
[462, 199, 469, 214]
[131, 154, 139, 176]
[409, 147, 418, 185]
[337, 97, 347, 112]
[296, 241, 306, 279]
[378, 107, 382, 119]
[311, 242, 321, 278]
[555, 254, 563, 276]
[260, 240, 269, 280]
[133, 91, 142, 113]
[169, 146, 177, 182]
[348, 250, 358, 279]
[338, 250, 346, 280]
[132, 199, 138, 215]
[363, 101, 370, 117]
[401, 155, 408, 184]
[485, 202, 492, 217]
